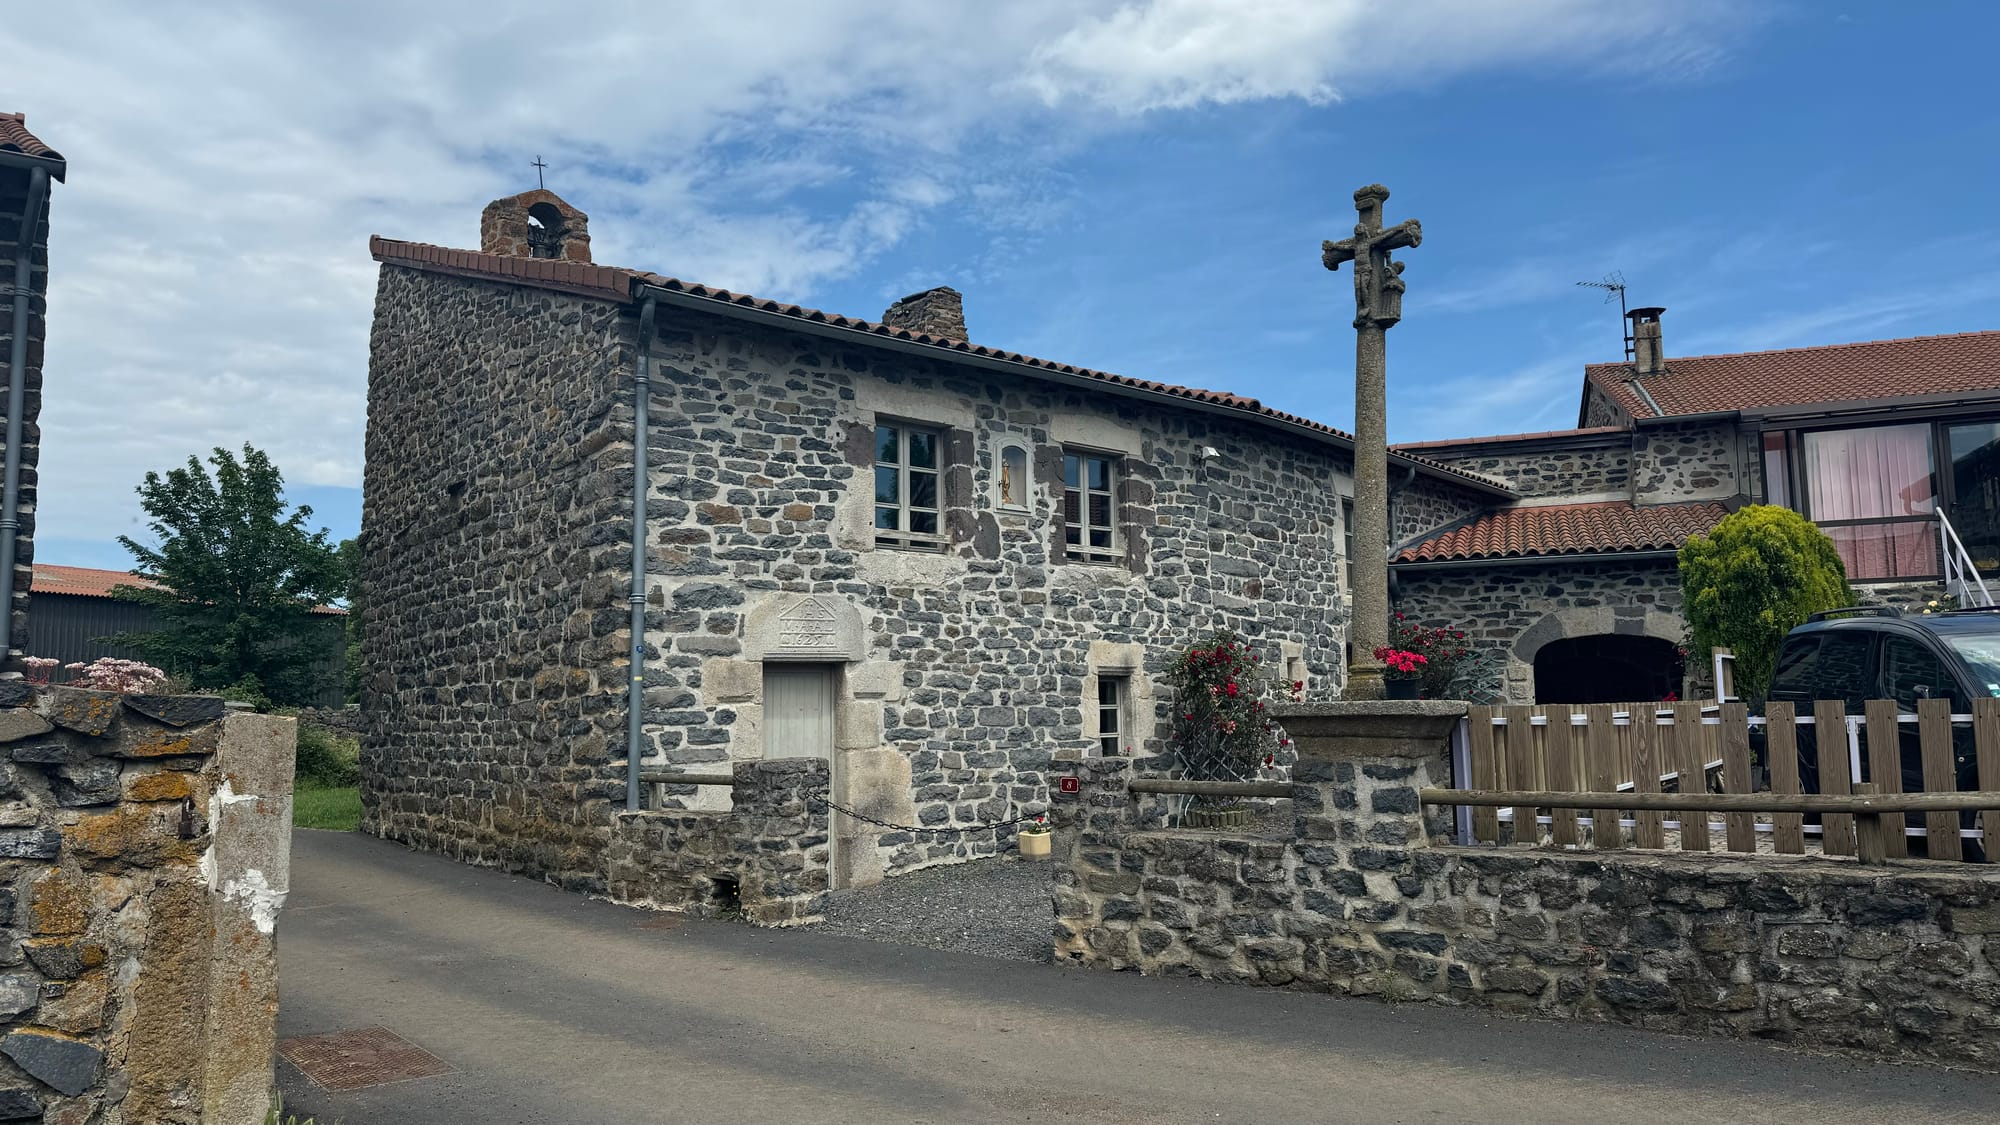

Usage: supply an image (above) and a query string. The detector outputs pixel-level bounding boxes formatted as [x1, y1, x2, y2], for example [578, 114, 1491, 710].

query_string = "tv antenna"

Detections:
[1576, 273, 1632, 361]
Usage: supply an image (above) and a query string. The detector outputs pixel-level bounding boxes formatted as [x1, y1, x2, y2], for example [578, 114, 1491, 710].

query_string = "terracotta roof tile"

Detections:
[31, 564, 346, 615]
[1392, 425, 1627, 453]
[0, 113, 61, 164]
[367, 237, 1516, 496]
[1585, 331, 2000, 420]
[1394, 499, 1727, 564]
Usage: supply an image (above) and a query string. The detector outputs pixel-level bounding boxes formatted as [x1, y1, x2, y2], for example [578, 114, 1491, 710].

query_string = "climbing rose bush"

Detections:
[1165, 630, 1298, 781]
[1388, 613, 1484, 698]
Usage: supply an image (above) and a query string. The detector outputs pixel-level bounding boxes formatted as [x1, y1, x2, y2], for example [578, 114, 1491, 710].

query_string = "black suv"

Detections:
[1767, 605, 2000, 858]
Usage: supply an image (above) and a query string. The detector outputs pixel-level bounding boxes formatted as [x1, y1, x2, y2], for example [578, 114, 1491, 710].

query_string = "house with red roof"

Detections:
[361, 187, 1513, 895]
[1389, 306, 2000, 703]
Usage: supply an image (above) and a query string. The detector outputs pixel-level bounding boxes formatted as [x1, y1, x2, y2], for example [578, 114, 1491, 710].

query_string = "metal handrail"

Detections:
[1940, 510, 1995, 608]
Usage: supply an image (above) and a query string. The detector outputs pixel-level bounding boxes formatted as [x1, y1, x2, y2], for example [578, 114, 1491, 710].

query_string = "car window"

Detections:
[1774, 631, 1872, 710]
[1878, 636, 1965, 710]
[1940, 634, 2000, 698]
[1769, 637, 1821, 699]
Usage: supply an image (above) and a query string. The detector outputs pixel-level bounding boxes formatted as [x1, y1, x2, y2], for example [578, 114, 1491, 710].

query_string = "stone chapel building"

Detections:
[359, 189, 1510, 890]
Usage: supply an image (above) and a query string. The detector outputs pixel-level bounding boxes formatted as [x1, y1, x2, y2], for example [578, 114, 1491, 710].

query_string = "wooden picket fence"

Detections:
[1452, 698, 2000, 862]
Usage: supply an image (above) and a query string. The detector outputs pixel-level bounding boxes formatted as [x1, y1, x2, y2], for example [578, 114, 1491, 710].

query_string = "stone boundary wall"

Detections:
[605, 758, 830, 926]
[1054, 746, 2000, 1071]
[0, 685, 294, 1122]
[294, 705, 364, 739]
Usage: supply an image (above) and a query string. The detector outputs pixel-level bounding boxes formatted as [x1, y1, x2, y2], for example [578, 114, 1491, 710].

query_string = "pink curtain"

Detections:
[1803, 424, 1936, 578]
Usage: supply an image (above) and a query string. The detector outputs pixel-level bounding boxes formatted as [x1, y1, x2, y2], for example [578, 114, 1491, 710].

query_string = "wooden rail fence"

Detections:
[1446, 698, 2000, 863]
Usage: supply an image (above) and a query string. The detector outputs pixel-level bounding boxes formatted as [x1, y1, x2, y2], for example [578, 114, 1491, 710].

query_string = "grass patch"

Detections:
[293, 784, 360, 831]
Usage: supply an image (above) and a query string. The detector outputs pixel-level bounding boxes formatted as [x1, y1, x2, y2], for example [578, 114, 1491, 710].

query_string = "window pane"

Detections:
[876, 425, 899, 464]
[1099, 679, 1120, 705]
[1088, 457, 1109, 491]
[909, 471, 937, 509]
[1879, 638, 1958, 709]
[875, 506, 899, 530]
[1948, 421, 2000, 575]
[1809, 633, 1873, 711]
[1762, 432, 1790, 509]
[1823, 522, 1937, 580]
[1803, 424, 1935, 520]
[1064, 525, 1081, 545]
[1063, 454, 1079, 487]
[909, 430, 936, 469]
[875, 465, 899, 504]
[1100, 736, 1120, 756]
[1088, 493, 1111, 527]
[1090, 528, 1112, 548]
[911, 510, 938, 535]
[1064, 489, 1080, 524]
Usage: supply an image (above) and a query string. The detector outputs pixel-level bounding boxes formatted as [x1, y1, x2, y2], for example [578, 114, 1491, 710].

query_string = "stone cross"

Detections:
[1322, 184, 1422, 700]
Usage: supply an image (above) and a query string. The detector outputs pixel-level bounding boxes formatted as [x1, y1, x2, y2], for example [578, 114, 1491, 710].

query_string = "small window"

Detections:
[1063, 451, 1121, 564]
[997, 443, 1029, 511]
[875, 422, 944, 551]
[1341, 497, 1355, 564]
[1097, 675, 1127, 756]
[1879, 637, 1962, 710]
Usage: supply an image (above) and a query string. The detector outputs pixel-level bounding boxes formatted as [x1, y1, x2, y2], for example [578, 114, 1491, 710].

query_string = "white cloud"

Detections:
[0, 0, 1746, 551]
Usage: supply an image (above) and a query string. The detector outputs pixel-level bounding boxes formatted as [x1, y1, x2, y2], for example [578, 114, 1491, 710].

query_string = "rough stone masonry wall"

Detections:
[1632, 419, 1744, 504]
[1055, 747, 2000, 1072]
[0, 686, 294, 1123]
[1391, 472, 1491, 548]
[605, 758, 830, 926]
[0, 166, 50, 670]
[1392, 559, 1685, 702]
[633, 307, 1439, 880]
[1406, 437, 1634, 501]
[360, 267, 634, 890]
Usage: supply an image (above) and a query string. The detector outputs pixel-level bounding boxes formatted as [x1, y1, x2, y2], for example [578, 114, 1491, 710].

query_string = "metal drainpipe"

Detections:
[626, 295, 658, 812]
[0, 167, 50, 670]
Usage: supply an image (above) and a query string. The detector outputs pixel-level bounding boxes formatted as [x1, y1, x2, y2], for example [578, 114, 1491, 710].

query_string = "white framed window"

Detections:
[1063, 449, 1121, 563]
[874, 421, 944, 551]
[1097, 674, 1128, 757]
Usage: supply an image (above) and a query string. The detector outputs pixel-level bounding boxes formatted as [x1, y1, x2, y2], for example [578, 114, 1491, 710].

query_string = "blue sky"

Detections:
[8, 2, 1999, 571]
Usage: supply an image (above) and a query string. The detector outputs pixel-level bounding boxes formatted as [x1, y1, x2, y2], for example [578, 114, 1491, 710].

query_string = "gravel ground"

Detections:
[812, 856, 1054, 962]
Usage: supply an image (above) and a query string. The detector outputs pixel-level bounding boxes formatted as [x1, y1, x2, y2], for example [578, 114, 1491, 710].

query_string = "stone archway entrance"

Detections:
[1533, 635, 1683, 704]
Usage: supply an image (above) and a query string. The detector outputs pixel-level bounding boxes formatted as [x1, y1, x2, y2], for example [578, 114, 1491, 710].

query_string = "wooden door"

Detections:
[764, 663, 835, 760]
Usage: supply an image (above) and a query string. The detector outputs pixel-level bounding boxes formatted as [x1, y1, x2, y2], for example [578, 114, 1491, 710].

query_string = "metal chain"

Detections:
[807, 790, 1043, 835]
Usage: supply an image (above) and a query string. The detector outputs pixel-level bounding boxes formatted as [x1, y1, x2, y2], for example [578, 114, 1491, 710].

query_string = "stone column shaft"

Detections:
[1348, 322, 1389, 700]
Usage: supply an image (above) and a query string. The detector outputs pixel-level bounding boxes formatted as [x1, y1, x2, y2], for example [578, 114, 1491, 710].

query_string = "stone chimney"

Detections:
[882, 287, 966, 340]
[479, 189, 592, 262]
[1628, 306, 1666, 375]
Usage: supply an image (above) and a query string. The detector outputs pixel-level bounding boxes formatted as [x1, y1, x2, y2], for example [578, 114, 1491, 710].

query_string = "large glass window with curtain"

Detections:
[1800, 423, 1937, 581]
[1948, 421, 2000, 576]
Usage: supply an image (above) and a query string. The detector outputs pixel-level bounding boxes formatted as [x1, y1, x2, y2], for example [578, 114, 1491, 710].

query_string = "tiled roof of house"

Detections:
[1391, 425, 1627, 453]
[1393, 499, 1727, 564]
[31, 564, 347, 615]
[1584, 330, 2000, 420]
[0, 113, 64, 173]
[367, 236, 1515, 496]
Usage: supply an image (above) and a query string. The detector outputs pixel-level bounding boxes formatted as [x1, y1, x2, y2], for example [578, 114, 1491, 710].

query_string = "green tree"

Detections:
[114, 445, 347, 707]
[337, 535, 363, 703]
[1678, 505, 1854, 701]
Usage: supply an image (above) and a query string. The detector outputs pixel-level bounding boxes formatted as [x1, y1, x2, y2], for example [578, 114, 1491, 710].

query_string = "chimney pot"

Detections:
[882, 287, 966, 341]
[1628, 306, 1666, 375]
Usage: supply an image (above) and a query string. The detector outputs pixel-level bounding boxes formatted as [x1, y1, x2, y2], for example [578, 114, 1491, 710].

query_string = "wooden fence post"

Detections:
[1854, 782, 1885, 866]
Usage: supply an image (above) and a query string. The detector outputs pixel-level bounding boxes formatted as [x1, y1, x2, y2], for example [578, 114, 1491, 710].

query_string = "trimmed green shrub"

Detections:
[295, 725, 360, 788]
[1679, 505, 1853, 701]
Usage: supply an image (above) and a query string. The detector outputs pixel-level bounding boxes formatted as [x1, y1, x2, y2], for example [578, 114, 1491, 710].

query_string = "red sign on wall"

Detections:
[1057, 775, 1080, 796]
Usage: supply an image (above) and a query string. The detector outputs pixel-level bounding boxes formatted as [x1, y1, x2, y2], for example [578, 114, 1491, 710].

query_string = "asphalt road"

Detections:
[277, 830, 2000, 1125]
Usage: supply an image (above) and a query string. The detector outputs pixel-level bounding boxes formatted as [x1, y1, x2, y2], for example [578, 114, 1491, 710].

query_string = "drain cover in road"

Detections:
[279, 1026, 453, 1091]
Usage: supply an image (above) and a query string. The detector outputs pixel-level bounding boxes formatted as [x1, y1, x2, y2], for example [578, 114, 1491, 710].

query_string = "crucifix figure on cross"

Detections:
[1322, 184, 1422, 700]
